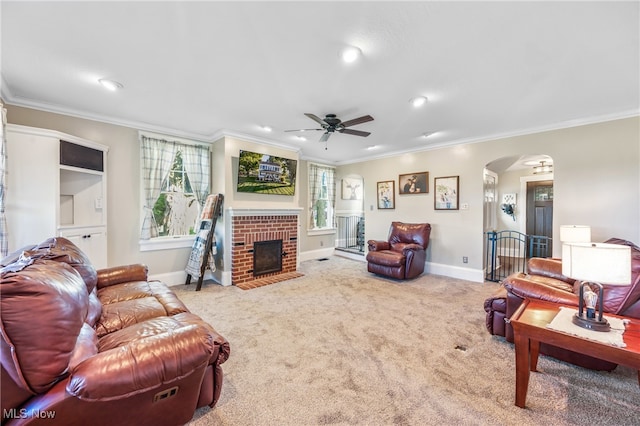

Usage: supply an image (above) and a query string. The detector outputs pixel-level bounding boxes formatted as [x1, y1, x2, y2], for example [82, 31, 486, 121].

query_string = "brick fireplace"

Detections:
[227, 208, 301, 286]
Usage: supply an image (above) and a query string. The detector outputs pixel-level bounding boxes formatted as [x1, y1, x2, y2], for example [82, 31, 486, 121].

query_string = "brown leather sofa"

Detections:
[485, 237, 640, 370]
[366, 222, 431, 279]
[1, 237, 230, 426]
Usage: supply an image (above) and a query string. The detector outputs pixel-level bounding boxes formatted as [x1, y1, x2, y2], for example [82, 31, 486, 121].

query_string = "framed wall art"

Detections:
[434, 176, 459, 210]
[376, 181, 395, 209]
[398, 172, 428, 194]
[342, 177, 363, 200]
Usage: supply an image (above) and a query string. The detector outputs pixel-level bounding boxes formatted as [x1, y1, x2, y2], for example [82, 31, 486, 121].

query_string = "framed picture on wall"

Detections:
[342, 177, 363, 200]
[376, 181, 395, 209]
[434, 176, 459, 210]
[399, 172, 428, 194]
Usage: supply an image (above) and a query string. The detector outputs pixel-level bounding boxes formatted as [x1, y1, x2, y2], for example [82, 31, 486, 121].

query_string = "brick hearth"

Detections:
[230, 212, 300, 286]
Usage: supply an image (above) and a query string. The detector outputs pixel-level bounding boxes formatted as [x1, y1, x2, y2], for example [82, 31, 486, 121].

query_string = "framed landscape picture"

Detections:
[399, 172, 428, 194]
[377, 181, 395, 209]
[434, 176, 459, 210]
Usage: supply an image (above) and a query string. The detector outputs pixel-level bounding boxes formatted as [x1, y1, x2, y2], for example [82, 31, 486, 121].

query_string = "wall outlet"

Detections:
[462, 256, 468, 264]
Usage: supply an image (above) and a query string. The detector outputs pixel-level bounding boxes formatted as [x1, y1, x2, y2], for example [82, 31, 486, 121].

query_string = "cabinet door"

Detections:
[59, 227, 107, 269]
[6, 130, 59, 250]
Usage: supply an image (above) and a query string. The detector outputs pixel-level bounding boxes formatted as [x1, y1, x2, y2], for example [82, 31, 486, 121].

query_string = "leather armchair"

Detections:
[366, 222, 431, 279]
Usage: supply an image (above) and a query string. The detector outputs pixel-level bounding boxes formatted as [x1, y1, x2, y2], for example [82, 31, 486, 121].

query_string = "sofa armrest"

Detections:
[401, 243, 425, 254]
[504, 276, 579, 306]
[368, 240, 390, 252]
[97, 264, 149, 289]
[527, 258, 575, 284]
[67, 324, 213, 401]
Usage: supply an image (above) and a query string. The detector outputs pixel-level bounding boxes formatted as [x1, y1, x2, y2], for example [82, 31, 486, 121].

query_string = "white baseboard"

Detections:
[333, 250, 367, 262]
[299, 247, 336, 262]
[150, 270, 230, 287]
[425, 261, 484, 283]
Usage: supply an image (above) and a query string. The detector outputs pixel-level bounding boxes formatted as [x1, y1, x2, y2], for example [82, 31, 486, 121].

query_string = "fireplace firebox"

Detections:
[253, 239, 284, 276]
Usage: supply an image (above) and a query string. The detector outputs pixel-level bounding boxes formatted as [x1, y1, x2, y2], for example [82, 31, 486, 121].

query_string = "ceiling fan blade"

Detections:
[305, 113, 326, 126]
[339, 128, 371, 137]
[319, 132, 331, 142]
[340, 115, 374, 128]
[284, 128, 323, 132]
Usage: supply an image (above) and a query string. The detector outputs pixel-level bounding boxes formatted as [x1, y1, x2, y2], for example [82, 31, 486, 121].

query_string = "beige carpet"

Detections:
[172, 256, 640, 426]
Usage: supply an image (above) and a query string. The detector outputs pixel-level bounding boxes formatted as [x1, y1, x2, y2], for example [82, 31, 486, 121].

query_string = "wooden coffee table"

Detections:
[510, 299, 640, 408]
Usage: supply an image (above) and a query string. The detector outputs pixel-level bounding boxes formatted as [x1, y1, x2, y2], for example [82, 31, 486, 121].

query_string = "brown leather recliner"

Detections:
[485, 237, 640, 371]
[1, 237, 230, 426]
[366, 222, 431, 279]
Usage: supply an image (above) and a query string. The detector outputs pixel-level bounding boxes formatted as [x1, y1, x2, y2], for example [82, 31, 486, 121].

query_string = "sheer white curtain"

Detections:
[308, 163, 336, 229]
[0, 102, 7, 256]
[181, 142, 210, 217]
[140, 136, 176, 239]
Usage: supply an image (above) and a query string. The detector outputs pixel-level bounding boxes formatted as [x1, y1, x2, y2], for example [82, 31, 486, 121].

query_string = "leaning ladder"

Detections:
[185, 193, 224, 291]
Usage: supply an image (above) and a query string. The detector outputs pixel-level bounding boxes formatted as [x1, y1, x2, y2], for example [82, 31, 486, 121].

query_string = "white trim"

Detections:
[139, 236, 193, 252]
[333, 249, 366, 262]
[151, 270, 224, 287]
[138, 130, 211, 147]
[307, 228, 336, 236]
[6, 123, 109, 152]
[299, 247, 336, 262]
[425, 261, 485, 283]
[519, 172, 554, 235]
[226, 207, 303, 217]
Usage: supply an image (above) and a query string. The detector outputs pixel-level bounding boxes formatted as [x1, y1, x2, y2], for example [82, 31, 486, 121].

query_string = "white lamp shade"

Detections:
[562, 243, 631, 285]
[560, 225, 591, 243]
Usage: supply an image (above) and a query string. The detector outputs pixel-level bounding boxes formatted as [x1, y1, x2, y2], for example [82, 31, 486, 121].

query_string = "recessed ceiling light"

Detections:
[261, 125, 273, 132]
[98, 78, 123, 91]
[340, 45, 362, 63]
[410, 96, 428, 108]
[422, 132, 434, 138]
[295, 136, 307, 141]
[366, 145, 379, 150]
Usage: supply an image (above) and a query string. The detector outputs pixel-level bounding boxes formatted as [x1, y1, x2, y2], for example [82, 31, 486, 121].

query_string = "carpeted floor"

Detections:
[173, 256, 640, 426]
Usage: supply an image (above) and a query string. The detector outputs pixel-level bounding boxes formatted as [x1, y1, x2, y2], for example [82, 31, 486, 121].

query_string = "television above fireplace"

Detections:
[237, 150, 297, 196]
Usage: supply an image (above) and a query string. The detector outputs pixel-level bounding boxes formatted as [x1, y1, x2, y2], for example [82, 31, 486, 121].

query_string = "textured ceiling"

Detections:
[2, 1, 638, 164]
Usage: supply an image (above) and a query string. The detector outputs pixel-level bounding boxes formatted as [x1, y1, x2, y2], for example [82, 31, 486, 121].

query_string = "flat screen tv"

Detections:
[237, 150, 297, 196]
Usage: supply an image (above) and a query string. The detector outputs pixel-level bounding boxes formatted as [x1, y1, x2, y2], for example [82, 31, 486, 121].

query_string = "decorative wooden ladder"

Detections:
[185, 193, 224, 291]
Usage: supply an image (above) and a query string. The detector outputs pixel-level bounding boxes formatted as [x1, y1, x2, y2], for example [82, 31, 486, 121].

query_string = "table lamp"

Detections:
[562, 242, 631, 332]
[559, 225, 591, 243]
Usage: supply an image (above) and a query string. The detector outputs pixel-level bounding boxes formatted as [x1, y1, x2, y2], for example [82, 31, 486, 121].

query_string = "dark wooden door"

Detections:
[526, 180, 553, 257]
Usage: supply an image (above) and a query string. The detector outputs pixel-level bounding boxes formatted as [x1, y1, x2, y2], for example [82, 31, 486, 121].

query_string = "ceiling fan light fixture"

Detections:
[340, 45, 362, 63]
[410, 96, 428, 108]
[98, 78, 123, 91]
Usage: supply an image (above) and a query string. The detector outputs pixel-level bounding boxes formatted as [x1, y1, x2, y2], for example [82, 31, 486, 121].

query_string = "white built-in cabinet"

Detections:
[5, 124, 108, 268]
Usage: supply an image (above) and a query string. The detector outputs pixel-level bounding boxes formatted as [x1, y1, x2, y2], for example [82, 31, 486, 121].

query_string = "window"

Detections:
[308, 163, 336, 232]
[140, 133, 210, 247]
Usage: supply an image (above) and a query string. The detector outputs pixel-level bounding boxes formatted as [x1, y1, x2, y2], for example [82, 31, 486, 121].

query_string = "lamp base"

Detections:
[572, 313, 611, 332]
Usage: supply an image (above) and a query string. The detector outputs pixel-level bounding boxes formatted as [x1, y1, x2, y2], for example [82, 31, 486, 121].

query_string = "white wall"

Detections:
[6, 104, 639, 284]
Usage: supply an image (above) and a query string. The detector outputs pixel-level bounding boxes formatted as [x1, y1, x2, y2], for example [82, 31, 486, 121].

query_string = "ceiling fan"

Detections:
[285, 113, 374, 144]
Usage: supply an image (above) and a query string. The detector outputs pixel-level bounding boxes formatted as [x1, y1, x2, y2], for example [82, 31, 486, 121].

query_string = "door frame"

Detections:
[519, 172, 554, 235]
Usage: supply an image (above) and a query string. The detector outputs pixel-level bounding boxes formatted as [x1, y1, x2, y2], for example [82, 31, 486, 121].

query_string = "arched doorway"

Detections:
[483, 155, 554, 281]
